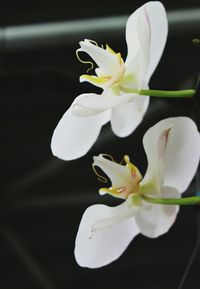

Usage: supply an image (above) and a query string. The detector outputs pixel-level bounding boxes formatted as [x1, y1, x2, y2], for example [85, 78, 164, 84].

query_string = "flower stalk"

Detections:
[141, 194, 200, 205]
[120, 87, 196, 98]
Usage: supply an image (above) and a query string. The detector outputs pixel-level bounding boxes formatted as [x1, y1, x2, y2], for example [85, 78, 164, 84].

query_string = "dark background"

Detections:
[1, 1, 200, 289]
[0, 0, 199, 25]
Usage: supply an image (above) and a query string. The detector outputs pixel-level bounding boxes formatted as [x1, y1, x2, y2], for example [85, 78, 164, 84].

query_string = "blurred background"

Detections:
[1, 0, 200, 288]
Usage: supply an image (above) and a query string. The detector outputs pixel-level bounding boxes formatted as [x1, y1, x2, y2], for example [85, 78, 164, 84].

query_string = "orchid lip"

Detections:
[77, 39, 126, 88]
[94, 154, 143, 200]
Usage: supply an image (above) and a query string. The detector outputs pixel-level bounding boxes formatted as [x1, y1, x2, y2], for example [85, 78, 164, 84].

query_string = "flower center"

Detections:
[77, 40, 125, 89]
[93, 154, 142, 200]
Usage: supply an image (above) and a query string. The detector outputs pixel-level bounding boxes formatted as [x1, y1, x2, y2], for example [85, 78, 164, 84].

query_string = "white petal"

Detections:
[141, 121, 172, 193]
[93, 154, 132, 189]
[125, 3, 145, 68]
[111, 94, 149, 137]
[72, 92, 133, 117]
[141, 117, 200, 193]
[125, 2, 167, 87]
[143, 2, 168, 84]
[136, 186, 180, 238]
[163, 118, 200, 192]
[74, 203, 139, 268]
[51, 102, 110, 160]
[125, 2, 150, 86]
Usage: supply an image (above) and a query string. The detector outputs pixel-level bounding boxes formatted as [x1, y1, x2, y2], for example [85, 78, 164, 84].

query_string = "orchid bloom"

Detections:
[74, 117, 200, 268]
[51, 1, 168, 160]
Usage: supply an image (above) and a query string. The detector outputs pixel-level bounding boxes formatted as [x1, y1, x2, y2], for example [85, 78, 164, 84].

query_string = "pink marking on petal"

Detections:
[158, 127, 171, 159]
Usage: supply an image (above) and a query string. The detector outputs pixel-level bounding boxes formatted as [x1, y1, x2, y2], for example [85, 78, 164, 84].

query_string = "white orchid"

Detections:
[74, 117, 200, 268]
[51, 1, 168, 160]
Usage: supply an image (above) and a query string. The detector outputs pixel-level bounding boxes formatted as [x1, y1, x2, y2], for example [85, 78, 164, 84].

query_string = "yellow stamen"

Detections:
[96, 154, 143, 200]
[124, 155, 130, 164]
[106, 44, 124, 65]
[117, 52, 124, 65]
[99, 188, 112, 195]
[81, 74, 111, 85]
[106, 44, 117, 55]
[124, 155, 142, 181]
[99, 187, 123, 198]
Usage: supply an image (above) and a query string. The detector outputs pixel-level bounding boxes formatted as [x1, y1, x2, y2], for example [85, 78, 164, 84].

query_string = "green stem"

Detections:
[141, 195, 200, 205]
[120, 87, 195, 98]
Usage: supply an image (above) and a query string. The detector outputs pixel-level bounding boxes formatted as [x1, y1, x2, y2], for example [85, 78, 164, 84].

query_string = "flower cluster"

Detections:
[50, 1, 200, 269]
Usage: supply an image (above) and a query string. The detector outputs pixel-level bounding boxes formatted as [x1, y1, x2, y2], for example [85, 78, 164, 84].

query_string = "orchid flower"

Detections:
[74, 117, 200, 268]
[51, 1, 168, 160]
